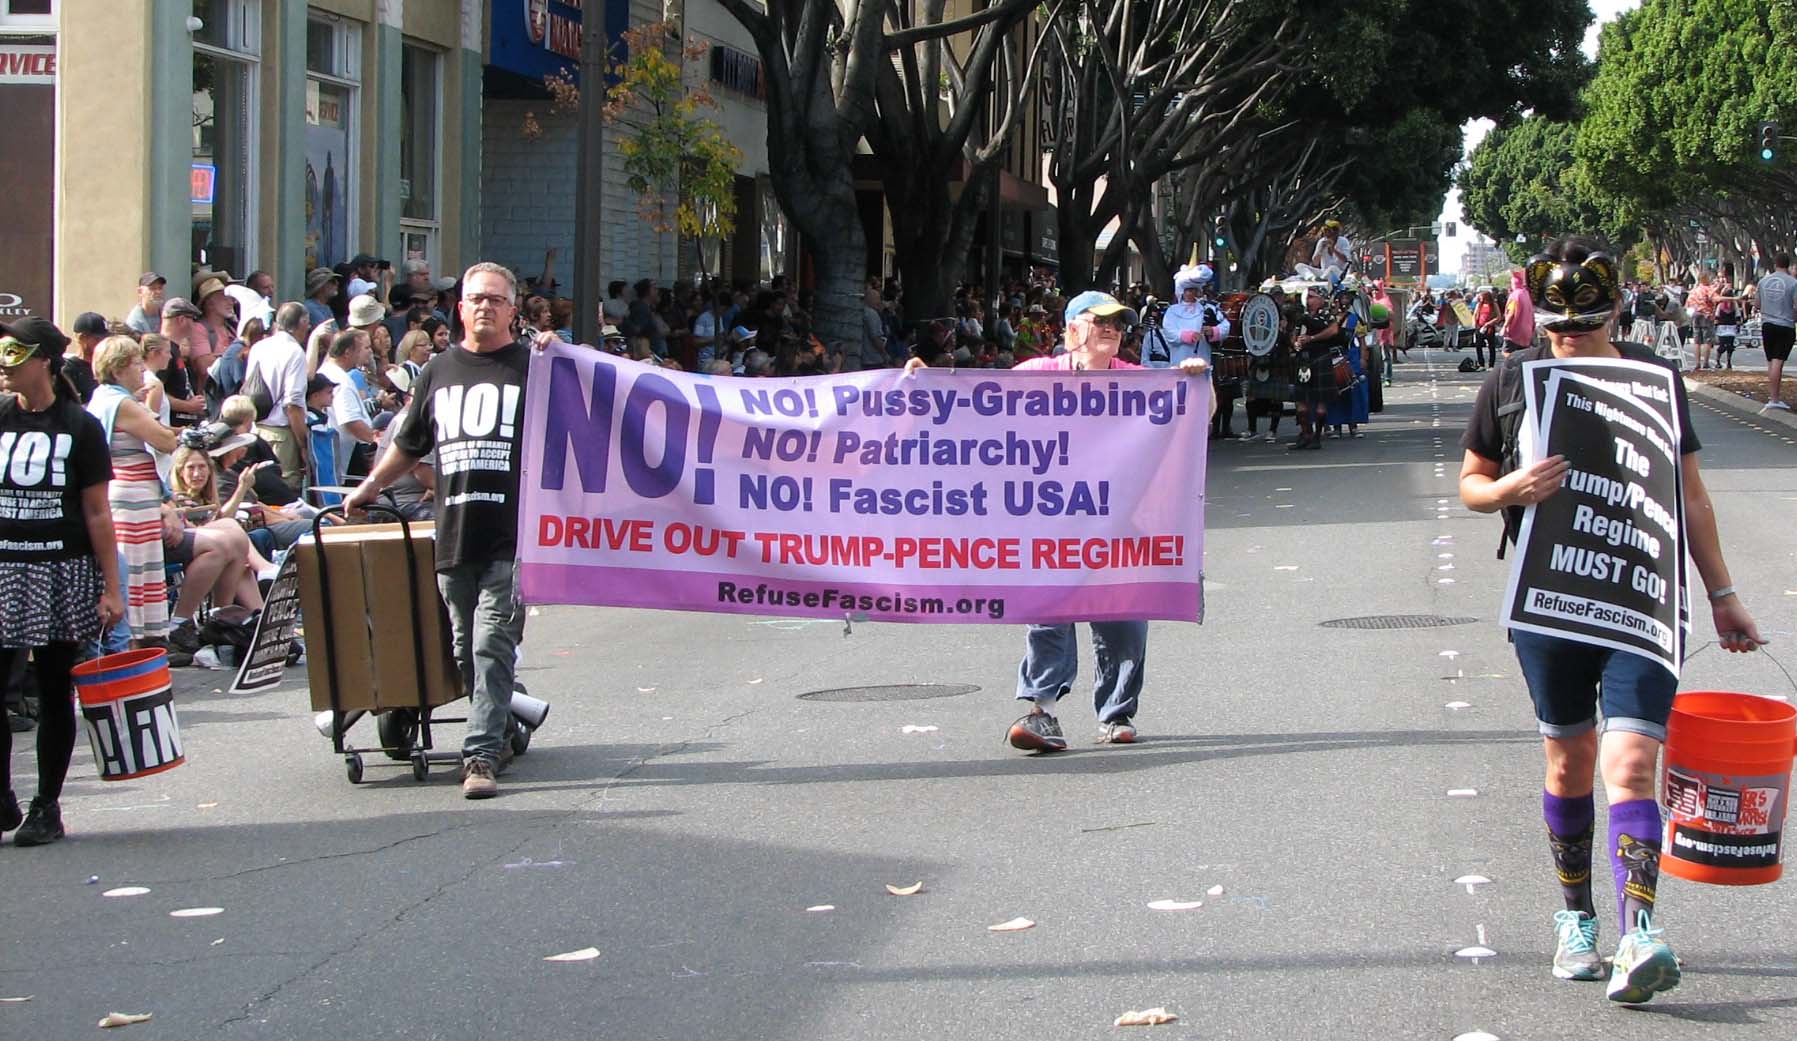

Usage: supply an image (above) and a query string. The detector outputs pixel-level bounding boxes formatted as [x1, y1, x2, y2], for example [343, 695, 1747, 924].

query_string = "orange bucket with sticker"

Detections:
[1660, 691, 1796, 885]
[70, 648, 185, 781]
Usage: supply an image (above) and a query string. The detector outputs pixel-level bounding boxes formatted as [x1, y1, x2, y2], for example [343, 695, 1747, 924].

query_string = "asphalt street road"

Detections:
[8, 346, 1797, 1041]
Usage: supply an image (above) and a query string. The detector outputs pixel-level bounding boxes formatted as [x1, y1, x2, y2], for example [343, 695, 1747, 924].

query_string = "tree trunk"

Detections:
[887, 170, 961, 324]
[788, 188, 869, 350]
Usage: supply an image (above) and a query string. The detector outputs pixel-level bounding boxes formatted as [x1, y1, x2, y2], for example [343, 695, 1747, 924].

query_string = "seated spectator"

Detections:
[395, 330, 432, 383]
[170, 428, 313, 562]
[218, 395, 303, 508]
[304, 373, 341, 504]
[371, 400, 435, 521]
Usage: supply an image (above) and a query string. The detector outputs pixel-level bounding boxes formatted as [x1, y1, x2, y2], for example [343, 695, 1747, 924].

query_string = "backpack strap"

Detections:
[1493, 355, 1528, 559]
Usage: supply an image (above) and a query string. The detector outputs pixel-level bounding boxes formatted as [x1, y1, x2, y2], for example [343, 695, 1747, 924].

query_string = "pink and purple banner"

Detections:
[517, 345, 1208, 623]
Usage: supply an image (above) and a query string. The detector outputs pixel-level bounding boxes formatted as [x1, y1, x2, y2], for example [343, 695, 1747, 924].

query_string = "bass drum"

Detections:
[1237, 293, 1282, 358]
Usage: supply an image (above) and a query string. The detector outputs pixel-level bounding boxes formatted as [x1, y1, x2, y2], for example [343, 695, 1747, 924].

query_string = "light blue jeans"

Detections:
[437, 558, 527, 766]
[1015, 621, 1149, 724]
[85, 551, 132, 660]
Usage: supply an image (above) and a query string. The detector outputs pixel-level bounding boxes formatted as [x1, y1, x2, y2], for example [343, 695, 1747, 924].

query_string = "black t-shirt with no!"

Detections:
[392, 343, 530, 571]
[0, 395, 113, 563]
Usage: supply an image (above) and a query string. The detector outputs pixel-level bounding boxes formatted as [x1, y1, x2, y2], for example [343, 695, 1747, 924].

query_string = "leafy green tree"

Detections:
[1577, 0, 1797, 259]
[602, 23, 744, 279]
[1460, 116, 1634, 264]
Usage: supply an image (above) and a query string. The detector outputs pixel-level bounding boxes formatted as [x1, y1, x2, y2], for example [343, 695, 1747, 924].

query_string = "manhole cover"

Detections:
[797, 683, 981, 703]
[1319, 614, 1479, 630]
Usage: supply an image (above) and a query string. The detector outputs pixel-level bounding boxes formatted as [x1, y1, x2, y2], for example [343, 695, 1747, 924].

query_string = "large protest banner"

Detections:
[517, 345, 1209, 623]
[1503, 358, 1684, 676]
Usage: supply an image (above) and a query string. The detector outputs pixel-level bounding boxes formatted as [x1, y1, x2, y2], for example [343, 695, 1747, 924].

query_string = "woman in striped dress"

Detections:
[86, 337, 179, 645]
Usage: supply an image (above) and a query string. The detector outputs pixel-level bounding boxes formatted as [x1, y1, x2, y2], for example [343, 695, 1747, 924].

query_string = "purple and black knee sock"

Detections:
[1544, 791, 1596, 917]
[1609, 798, 1663, 932]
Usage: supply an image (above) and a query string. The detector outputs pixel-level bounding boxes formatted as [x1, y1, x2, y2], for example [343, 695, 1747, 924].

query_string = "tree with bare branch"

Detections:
[717, 0, 1051, 346]
[1040, 0, 1307, 295]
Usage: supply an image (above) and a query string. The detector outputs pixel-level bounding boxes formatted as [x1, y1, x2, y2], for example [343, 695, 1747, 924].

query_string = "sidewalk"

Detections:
[1684, 367, 1797, 433]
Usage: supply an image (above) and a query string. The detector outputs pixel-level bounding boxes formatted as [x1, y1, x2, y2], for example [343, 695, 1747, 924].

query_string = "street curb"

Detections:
[1683, 377, 1797, 432]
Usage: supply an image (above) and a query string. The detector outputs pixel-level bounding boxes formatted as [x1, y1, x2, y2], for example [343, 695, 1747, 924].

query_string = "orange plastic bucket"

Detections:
[1661, 691, 1796, 885]
[70, 649, 185, 781]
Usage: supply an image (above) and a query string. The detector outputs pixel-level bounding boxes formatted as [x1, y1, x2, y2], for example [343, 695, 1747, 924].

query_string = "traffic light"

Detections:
[1212, 214, 1228, 251]
[1760, 121, 1780, 162]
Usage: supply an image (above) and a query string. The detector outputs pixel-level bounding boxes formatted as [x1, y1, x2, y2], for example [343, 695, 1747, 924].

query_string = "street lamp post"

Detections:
[573, 15, 607, 345]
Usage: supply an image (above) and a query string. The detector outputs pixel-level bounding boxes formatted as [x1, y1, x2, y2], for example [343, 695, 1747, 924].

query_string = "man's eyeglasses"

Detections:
[463, 293, 513, 308]
[1082, 316, 1127, 333]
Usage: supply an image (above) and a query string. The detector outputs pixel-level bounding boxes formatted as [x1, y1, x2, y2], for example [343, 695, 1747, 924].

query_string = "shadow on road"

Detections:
[499, 728, 1537, 791]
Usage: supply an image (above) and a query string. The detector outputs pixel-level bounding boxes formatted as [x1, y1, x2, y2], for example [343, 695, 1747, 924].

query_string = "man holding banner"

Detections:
[1458, 236, 1762, 1005]
[347, 263, 530, 801]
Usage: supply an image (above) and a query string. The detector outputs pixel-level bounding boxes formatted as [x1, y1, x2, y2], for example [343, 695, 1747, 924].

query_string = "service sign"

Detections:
[1502, 358, 1685, 676]
[517, 347, 1209, 624]
[0, 42, 55, 318]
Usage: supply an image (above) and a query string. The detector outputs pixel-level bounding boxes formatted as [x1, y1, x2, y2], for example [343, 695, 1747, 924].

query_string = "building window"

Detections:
[192, 0, 260, 276]
[304, 14, 361, 271]
[709, 45, 765, 101]
[399, 42, 442, 273]
[0, 0, 55, 28]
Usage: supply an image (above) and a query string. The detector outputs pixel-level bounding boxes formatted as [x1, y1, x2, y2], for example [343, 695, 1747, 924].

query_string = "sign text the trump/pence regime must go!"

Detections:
[1503, 357, 1685, 676]
[517, 345, 1209, 624]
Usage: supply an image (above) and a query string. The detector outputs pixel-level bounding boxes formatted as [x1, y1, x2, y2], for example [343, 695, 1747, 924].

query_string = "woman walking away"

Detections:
[87, 336, 180, 646]
[0, 317, 125, 846]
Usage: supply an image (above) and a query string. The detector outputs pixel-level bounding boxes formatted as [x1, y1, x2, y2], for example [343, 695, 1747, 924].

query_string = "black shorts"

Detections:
[164, 529, 196, 566]
[1763, 322, 1795, 362]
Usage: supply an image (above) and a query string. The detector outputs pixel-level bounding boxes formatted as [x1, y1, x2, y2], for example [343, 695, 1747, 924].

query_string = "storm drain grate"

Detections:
[797, 683, 981, 703]
[1319, 614, 1479, 631]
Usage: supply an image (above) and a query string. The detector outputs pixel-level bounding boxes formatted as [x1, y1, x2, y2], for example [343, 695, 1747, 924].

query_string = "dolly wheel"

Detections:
[411, 752, 429, 783]
[378, 709, 419, 761]
[345, 754, 364, 785]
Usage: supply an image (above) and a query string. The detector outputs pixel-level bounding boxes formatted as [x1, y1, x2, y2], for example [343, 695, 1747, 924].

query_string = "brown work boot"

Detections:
[461, 758, 498, 800]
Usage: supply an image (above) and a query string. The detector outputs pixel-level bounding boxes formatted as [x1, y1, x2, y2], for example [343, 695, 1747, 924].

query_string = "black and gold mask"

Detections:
[1525, 252, 1621, 332]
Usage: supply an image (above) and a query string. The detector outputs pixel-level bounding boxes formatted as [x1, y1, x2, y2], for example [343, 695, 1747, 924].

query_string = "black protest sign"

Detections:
[228, 549, 302, 694]
[1503, 358, 1684, 676]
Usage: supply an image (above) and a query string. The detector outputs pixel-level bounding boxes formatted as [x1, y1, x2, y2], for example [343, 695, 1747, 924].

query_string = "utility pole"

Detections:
[572, 10, 606, 345]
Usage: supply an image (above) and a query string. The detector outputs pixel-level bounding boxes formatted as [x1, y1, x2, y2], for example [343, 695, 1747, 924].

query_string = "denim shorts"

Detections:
[1511, 629, 1678, 741]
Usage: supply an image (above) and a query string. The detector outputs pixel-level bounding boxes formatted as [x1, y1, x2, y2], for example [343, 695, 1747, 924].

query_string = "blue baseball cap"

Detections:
[1062, 290, 1139, 328]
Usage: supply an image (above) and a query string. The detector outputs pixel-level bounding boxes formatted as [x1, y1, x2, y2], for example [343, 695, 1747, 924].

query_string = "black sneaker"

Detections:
[13, 797, 63, 846]
[1, 790, 20, 833]
[1007, 710, 1068, 753]
[6, 710, 32, 733]
[168, 621, 202, 654]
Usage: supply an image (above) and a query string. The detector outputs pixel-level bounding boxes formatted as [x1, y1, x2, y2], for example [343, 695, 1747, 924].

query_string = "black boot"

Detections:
[1, 790, 19, 833]
[13, 797, 63, 847]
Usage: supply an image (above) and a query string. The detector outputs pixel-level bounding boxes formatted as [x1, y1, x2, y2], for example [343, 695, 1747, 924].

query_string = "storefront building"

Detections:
[479, 0, 782, 292]
[36, 0, 481, 328]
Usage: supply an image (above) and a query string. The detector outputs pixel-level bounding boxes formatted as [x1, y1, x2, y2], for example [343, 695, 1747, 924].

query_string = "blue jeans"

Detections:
[1016, 621, 1149, 724]
[437, 558, 526, 765]
[84, 551, 132, 660]
[1511, 629, 1677, 742]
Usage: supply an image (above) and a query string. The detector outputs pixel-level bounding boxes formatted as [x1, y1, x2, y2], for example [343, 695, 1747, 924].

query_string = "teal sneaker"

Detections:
[1552, 910, 1604, 981]
[1606, 912, 1680, 1004]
